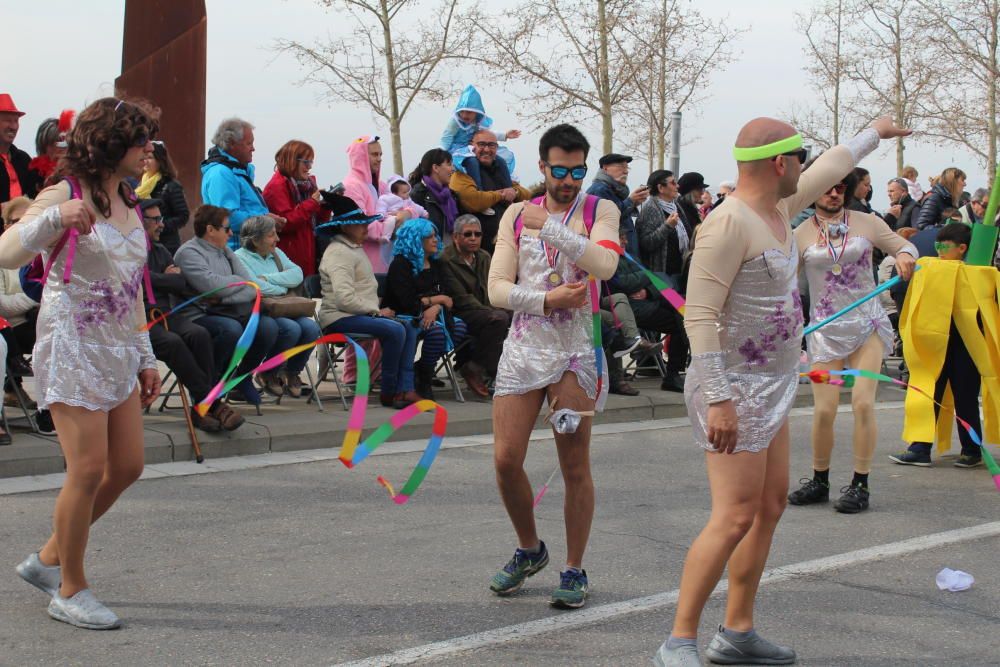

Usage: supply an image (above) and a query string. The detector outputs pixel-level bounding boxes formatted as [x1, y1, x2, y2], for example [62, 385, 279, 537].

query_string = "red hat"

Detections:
[0, 94, 25, 117]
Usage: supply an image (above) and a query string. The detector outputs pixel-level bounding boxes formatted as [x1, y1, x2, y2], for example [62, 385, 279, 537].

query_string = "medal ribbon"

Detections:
[541, 194, 583, 275]
[814, 209, 850, 268]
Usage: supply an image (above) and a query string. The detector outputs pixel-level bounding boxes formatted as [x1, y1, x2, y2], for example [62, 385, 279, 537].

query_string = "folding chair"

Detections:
[5, 358, 39, 434]
[432, 310, 467, 403]
[623, 329, 668, 380]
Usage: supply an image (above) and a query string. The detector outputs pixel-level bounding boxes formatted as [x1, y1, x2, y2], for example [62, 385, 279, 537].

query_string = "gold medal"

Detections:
[548, 271, 562, 285]
[831, 263, 843, 276]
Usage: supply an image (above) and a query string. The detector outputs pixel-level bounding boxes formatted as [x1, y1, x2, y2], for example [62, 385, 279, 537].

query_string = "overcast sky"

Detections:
[5, 0, 986, 209]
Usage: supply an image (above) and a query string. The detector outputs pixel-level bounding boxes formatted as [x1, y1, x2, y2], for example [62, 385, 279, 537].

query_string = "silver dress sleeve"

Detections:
[691, 351, 733, 404]
[845, 128, 879, 164]
[539, 217, 588, 262]
[135, 331, 158, 371]
[18, 204, 66, 253]
[508, 284, 548, 316]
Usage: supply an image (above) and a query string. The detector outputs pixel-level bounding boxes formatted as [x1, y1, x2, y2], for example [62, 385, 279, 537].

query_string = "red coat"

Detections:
[262, 171, 331, 276]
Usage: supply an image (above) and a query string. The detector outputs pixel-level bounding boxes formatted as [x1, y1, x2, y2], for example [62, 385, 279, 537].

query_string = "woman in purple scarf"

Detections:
[408, 148, 459, 241]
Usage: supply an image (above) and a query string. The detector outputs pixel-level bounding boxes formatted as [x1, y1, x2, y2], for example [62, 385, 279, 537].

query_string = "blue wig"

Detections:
[393, 218, 442, 274]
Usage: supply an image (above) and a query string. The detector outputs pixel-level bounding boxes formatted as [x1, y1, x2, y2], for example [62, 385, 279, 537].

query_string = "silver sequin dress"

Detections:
[494, 210, 597, 399]
[21, 205, 156, 411]
[803, 235, 894, 363]
[685, 244, 805, 453]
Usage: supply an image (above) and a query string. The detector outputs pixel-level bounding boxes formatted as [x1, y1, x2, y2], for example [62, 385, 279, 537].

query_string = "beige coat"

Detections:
[318, 235, 381, 329]
[0, 267, 38, 327]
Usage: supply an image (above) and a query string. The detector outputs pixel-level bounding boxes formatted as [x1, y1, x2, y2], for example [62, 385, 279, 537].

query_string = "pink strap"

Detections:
[581, 194, 598, 234]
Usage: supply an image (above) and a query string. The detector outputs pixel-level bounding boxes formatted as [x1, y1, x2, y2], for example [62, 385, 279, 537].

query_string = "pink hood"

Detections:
[343, 135, 385, 215]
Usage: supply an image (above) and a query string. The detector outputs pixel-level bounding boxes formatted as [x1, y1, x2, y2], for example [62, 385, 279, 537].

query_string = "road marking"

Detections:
[0, 402, 908, 496]
[331, 520, 1000, 666]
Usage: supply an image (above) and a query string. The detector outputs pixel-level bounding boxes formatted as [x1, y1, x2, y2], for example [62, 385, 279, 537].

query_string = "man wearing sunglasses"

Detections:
[487, 123, 621, 610]
[450, 129, 531, 253]
[654, 115, 911, 667]
[441, 214, 510, 396]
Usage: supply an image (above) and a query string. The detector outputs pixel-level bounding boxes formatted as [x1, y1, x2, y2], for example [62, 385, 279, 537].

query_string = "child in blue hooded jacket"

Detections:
[440, 84, 520, 189]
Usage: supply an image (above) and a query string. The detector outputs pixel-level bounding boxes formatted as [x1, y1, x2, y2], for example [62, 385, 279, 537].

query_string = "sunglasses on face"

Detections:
[131, 132, 155, 148]
[824, 183, 848, 195]
[934, 242, 957, 252]
[545, 162, 588, 180]
[143, 215, 164, 223]
[214, 224, 232, 233]
[462, 230, 483, 238]
[297, 158, 314, 167]
[475, 141, 499, 150]
[772, 148, 808, 164]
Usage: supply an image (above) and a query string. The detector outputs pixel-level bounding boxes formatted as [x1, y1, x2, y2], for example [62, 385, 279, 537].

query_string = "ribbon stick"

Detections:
[596, 239, 686, 316]
[533, 466, 561, 507]
[802, 368, 1000, 491]
[803, 266, 921, 336]
[589, 275, 606, 404]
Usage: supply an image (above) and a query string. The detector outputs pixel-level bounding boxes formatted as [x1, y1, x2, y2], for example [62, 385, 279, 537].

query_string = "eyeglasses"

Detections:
[545, 162, 589, 180]
[934, 242, 957, 252]
[772, 148, 808, 164]
[297, 158, 314, 167]
[475, 141, 499, 150]
[462, 231, 483, 238]
[143, 215, 164, 223]
[824, 183, 848, 195]
[215, 224, 232, 233]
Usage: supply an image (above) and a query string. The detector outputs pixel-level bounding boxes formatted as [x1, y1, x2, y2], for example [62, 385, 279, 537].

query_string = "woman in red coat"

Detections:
[262, 140, 331, 276]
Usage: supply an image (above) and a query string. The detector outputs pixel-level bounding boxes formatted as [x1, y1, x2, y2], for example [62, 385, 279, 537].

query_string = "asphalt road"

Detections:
[1, 405, 997, 667]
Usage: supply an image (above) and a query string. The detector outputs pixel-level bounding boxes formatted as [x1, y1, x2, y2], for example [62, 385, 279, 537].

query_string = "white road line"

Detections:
[0, 402, 906, 496]
[331, 520, 1000, 667]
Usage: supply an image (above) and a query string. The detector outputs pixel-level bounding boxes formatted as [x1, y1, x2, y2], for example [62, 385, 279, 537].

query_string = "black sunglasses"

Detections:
[545, 162, 588, 180]
[771, 148, 808, 164]
[462, 231, 483, 238]
[143, 215, 164, 223]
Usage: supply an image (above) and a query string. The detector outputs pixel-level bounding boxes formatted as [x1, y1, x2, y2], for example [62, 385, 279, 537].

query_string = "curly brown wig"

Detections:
[55, 97, 160, 218]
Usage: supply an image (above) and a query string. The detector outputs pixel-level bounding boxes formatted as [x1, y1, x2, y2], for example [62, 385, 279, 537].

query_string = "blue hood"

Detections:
[453, 84, 492, 129]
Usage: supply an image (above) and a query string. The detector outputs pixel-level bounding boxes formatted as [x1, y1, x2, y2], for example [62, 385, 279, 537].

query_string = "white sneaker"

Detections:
[47, 589, 122, 630]
[16, 552, 60, 596]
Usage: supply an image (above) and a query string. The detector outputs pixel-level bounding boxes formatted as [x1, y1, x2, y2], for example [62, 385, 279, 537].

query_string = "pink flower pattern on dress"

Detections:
[73, 269, 144, 335]
[737, 290, 804, 368]
[813, 246, 872, 319]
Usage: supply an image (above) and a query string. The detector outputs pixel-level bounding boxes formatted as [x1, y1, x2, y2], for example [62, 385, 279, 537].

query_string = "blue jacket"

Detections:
[586, 178, 638, 254]
[200, 147, 269, 249]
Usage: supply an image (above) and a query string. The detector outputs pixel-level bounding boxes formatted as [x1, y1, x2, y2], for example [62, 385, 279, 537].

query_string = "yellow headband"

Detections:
[732, 133, 803, 162]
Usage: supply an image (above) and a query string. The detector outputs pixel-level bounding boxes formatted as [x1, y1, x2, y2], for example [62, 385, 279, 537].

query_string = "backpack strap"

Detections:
[512, 196, 545, 247]
[40, 177, 81, 287]
[581, 194, 599, 234]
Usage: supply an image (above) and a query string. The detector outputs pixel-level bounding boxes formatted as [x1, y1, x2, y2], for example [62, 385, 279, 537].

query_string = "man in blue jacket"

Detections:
[201, 118, 285, 249]
[586, 153, 648, 253]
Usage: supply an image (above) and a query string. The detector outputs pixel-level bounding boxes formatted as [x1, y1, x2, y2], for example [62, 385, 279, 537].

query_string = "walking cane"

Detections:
[150, 309, 204, 463]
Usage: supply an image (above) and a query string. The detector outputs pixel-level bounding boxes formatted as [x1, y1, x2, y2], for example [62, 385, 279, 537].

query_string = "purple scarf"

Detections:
[422, 175, 459, 232]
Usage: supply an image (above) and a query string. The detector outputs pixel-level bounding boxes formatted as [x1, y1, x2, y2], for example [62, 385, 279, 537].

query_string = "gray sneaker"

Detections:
[16, 552, 60, 596]
[47, 589, 122, 630]
[653, 640, 701, 667]
[705, 626, 795, 665]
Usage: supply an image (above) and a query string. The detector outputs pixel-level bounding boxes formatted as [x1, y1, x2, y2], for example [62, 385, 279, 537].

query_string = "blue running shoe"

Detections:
[550, 568, 589, 609]
[489, 541, 549, 595]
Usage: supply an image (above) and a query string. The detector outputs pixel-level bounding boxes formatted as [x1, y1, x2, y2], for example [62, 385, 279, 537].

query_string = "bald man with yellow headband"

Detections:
[653, 117, 911, 667]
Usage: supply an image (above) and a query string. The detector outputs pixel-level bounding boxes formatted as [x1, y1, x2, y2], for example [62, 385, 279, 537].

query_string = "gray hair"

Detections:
[972, 187, 989, 202]
[35, 118, 59, 155]
[240, 215, 276, 251]
[212, 117, 254, 150]
[888, 177, 909, 192]
[453, 214, 481, 236]
[718, 180, 736, 192]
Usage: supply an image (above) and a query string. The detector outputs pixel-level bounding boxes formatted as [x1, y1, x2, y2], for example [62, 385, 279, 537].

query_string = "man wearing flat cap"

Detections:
[675, 172, 709, 242]
[0, 94, 39, 204]
[586, 152, 649, 254]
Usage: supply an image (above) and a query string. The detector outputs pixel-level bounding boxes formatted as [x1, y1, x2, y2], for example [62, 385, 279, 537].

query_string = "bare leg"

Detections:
[670, 440, 772, 638]
[846, 334, 883, 474]
[39, 391, 146, 596]
[43, 404, 110, 597]
[547, 372, 596, 569]
[809, 358, 844, 472]
[493, 388, 547, 549]
[723, 422, 790, 631]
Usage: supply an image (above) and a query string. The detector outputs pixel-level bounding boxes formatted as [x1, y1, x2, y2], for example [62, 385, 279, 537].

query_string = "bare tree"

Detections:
[620, 0, 741, 169]
[845, 0, 934, 174]
[790, 0, 859, 150]
[274, 0, 460, 174]
[914, 0, 1000, 181]
[466, 0, 647, 154]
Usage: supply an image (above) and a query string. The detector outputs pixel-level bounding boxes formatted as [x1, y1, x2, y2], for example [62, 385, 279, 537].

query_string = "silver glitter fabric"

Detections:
[494, 210, 598, 400]
[685, 245, 804, 453]
[803, 235, 894, 363]
[24, 205, 155, 411]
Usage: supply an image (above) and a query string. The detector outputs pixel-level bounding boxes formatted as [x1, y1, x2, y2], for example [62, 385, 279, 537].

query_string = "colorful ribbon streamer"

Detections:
[801, 368, 1000, 490]
[533, 466, 561, 507]
[596, 240, 686, 316]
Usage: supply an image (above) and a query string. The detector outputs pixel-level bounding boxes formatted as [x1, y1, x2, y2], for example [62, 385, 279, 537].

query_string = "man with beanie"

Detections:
[587, 153, 649, 254]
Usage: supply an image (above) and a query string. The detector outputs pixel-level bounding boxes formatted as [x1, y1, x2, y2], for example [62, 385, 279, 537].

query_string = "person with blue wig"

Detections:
[383, 218, 470, 399]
